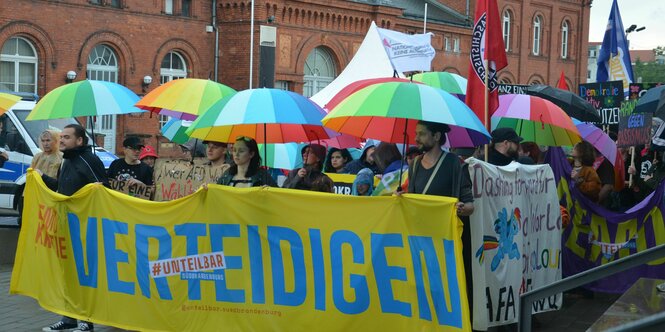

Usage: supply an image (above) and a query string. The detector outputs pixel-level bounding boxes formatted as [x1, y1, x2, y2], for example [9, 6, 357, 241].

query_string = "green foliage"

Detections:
[633, 59, 665, 83]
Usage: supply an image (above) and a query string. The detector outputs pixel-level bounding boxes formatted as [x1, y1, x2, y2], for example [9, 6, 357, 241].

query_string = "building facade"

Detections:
[0, 0, 591, 156]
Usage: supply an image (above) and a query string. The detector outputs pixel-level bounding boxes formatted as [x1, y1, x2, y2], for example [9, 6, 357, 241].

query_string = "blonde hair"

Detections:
[39, 129, 60, 152]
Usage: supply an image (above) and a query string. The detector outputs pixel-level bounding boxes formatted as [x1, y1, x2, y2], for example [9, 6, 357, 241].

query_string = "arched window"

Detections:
[502, 10, 511, 52]
[159, 51, 188, 127]
[561, 21, 569, 59]
[533, 15, 542, 56]
[87, 44, 119, 152]
[0, 37, 38, 93]
[303, 47, 336, 97]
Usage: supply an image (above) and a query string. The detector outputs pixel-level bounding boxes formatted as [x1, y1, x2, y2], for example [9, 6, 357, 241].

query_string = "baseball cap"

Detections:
[123, 136, 145, 149]
[491, 128, 523, 144]
[139, 145, 158, 160]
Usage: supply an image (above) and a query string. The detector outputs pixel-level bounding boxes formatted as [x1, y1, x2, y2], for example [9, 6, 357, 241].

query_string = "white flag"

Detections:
[376, 27, 435, 73]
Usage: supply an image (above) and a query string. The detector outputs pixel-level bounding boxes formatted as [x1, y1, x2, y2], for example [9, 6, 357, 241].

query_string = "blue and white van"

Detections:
[0, 92, 117, 221]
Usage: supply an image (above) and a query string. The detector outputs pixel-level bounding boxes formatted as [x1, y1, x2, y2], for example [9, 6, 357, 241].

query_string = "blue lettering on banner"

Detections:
[66, 214, 464, 326]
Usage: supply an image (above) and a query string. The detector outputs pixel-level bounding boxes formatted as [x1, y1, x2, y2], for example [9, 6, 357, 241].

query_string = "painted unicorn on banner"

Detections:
[476, 207, 522, 271]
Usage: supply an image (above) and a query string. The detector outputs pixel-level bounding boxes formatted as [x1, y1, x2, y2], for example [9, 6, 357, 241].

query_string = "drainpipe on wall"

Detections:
[466, 0, 470, 19]
[212, 0, 219, 82]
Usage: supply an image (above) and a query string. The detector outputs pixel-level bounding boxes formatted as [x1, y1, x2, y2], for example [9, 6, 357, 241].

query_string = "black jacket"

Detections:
[42, 145, 109, 196]
[488, 148, 515, 166]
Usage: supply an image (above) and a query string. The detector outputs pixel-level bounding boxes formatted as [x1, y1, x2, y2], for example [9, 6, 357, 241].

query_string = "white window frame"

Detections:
[87, 44, 119, 152]
[561, 21, 569, 59]
[453, 37, 460, 53]
[0, 37, 38, 94]
[533, 15, 542, 56]
[159, 51, 188, 128]
[303, 47, 336, 98]
[444, 36, 450, 52]
[165, 0, 173, 14]
[503, 10, 511, 52]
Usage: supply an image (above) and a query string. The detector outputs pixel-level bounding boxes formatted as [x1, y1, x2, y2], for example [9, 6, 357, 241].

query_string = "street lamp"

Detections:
[65, 70, 77, 83]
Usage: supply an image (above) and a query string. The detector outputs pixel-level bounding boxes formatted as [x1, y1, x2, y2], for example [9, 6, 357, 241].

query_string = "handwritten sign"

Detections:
[108, 179, 155, 200]
[617, 99, 652, 147]
[153, 158, 228, 201]
[629, 82, 663, 100]
[578, 81, 624, 125]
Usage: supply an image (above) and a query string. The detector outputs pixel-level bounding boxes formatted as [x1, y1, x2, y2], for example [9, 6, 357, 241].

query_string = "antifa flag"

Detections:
[465, 0, 508, 127]
[596, 0, 634, 96]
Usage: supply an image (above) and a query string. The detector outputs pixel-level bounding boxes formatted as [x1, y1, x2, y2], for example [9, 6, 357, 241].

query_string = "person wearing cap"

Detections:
[139, 145, 158, 168]
[283, 143, 332, 191]
[107, 136, 153, 186]
[488, 127, 523, 166]
[203, 140, 231, 167]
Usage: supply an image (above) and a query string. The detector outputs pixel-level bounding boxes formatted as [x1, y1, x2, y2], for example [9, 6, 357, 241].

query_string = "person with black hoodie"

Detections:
[39, 124, 107, 332]
[343, 141, 380, 174]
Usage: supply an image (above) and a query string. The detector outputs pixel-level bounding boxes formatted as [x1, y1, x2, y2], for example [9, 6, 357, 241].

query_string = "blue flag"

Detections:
[596, 0, 634, 96]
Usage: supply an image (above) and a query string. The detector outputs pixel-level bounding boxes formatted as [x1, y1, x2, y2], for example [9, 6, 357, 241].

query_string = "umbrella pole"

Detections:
[398, 119, 408, 192]
[629, 146, 635, 188]
[89, 116, 96, 155]
[264, 123, 268, 185]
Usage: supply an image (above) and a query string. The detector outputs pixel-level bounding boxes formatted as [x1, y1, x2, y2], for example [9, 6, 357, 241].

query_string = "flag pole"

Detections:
[249, 0, 255, 89]
[484, 59, 489, 162]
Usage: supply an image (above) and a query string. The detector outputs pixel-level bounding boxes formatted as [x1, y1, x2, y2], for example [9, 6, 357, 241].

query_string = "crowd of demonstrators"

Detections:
[323, 147, 352, 173]
[107, 137, 154, 186]
[139, 145, 158, 169]
[344, 142, 379, 174]
[30, 129, 63, 178]
[39, 124, 107, 332]
[593, 149, 616, 207]
[571, 141, 602, 202]
[217, 136, 276, 187]
[628, 150, 665, 202]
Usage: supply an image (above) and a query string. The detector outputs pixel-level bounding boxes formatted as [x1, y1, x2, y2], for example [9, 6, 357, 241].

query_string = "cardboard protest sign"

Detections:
[108, 179, 155, 200]
[578, 81, 624, 125]
[629, 82, 663, 100]
[153, 158, 229, 201]
[617, 99, 652, 147]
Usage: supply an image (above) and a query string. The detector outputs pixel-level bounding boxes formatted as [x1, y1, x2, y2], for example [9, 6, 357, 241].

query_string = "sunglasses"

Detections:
[236, 136, 254, 142]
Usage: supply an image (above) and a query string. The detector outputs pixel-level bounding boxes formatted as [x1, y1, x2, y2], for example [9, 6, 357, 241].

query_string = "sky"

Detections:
[589, 0, 665, 50]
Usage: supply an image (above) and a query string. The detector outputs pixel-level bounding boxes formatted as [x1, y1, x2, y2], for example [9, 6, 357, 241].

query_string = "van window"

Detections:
[0, 114, 31, 155]
[13, 109, 78, 148]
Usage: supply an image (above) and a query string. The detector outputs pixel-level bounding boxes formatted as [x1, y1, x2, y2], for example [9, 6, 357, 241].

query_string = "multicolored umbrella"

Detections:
[324, 77, 416, 111]
[161, 118, 192, 144]
[135, 78, 237, 121]
[0, 92, 21, 116]
[572, 118, 617, 166]
[186, 88, 334, 143]
[411, 72, 467, 100]
[27, 80, 142, 120]
[491, 94, 581, 147]
[322, 82, 490, 146]
[258, 142, 304, 170]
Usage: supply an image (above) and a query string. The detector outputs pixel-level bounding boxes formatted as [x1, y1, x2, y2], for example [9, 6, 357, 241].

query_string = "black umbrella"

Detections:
[525, 84, 601, 122]
[634, 85, 665, 117]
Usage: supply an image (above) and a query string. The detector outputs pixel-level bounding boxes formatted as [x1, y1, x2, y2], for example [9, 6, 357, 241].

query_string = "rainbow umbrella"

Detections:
[324, 77, 417, 111]
[135, 78, 237, 121]
[572, 118, 617, 166]
[161, 118, 192, 144]
[0, 92, 21, 116]
[411, 72, 467, 101]
[258, 142, 305, 170]
[491, 94, 581, 147]
[27, 80, 142, 120]
[322, 82, 490, 147]
[186, 88, 333, 143]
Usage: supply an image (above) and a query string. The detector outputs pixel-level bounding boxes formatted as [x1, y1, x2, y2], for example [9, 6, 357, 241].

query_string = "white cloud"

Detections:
[589, 0, 665, 50]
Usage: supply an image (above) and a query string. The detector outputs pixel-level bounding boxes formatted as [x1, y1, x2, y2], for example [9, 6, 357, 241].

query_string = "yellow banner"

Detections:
[12, 170, 470, 331]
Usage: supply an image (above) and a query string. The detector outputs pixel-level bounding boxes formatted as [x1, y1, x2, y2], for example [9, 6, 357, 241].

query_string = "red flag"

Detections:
[556, 70, 570, 91]
[465, 0, 507, 128]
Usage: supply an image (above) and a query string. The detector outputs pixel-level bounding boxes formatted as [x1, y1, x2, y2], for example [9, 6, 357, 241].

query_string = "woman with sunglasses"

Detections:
[217, 136, 276, 188]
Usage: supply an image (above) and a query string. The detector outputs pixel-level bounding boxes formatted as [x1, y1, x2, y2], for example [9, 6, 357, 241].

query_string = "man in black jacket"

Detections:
[488, 127, 523, 166]
[40, 124, 107, 332]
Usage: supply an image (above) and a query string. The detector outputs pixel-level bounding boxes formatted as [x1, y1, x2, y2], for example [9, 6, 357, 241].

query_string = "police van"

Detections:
[1, 91, 117, 223]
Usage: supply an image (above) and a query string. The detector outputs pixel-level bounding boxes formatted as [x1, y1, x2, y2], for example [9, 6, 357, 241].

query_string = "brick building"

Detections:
[0, 0, 590, 156]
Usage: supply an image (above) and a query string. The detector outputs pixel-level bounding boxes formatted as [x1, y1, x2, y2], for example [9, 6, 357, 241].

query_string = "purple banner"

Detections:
[546, 148, 665, 293]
